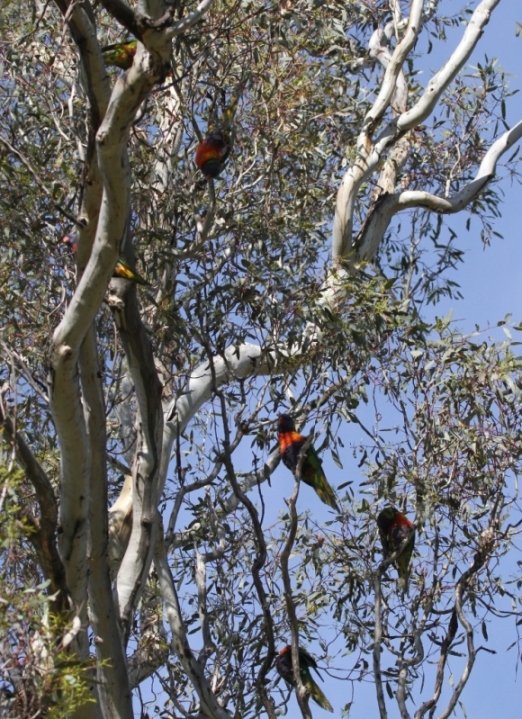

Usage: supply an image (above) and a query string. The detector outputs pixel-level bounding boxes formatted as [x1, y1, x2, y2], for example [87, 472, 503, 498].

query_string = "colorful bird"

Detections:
[112, 258, 149, 285]
[62, 234, 77, 253]
[194, 74, 249, 179]
[195, 129, 231, 179]
[102, 39, 138, 70]
[377, 506, 415, 594]
[277, 414, 339, 511]
[275, 645, 333, 713]
[62, 235, 149, 286]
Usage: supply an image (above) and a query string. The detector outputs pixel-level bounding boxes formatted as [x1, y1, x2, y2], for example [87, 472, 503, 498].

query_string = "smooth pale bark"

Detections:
[332, 0, 503, 263]
[82, 327, 133, 719]
[357, 120, 522, 261]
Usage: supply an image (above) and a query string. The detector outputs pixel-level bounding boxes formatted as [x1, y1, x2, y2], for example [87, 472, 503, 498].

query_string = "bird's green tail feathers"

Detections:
[397, 553, 411, 595]
[315, 476, 340, 512]
[304, 675, 333, 713]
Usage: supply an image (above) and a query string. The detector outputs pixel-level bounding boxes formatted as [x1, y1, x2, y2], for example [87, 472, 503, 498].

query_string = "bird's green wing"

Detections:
[303, 445, 339, 512]
[298, 647, 318, 671]
[114, 259, 149, 286]
[102, 40, 137, 70]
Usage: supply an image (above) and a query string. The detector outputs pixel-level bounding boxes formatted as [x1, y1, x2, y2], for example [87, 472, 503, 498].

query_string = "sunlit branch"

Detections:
[366, 0, 423, 127]
[398, 0, 501, 132]
[332, 0, 424, 259]
[332, 0, 505, 263]
[357, 119, 522, 261]
[167, 0, 217, 37]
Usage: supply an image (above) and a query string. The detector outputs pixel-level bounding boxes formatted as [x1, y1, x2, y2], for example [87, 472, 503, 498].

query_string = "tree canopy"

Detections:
[1, 0, 522, 718]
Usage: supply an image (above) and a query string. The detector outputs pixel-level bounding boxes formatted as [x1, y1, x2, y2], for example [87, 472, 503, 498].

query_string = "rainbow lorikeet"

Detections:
[194, 74, 249, 179]
[195, 129, 231, 179]
[377, 506, 415, 594]
[275, 645, 333, 713]
[62, 235, 149, 286]
[277, 414, 339, 512]
[102, 39, 138, 70]
[112, 258, 149, 285]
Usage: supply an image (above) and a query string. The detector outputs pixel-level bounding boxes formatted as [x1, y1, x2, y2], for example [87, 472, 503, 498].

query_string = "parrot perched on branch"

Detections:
[377, 505, 415, 594]
[195, 75, 249, 179]
[62, 235, 150, 286]
[275, 645, 333, 713]
[277, 414, 340, 511]
[102, 39, 138, 70]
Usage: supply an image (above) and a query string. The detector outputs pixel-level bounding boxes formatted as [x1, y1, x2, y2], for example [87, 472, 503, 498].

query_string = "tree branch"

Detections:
[155, 535, 233, 719]
[356, 119, 522, 260]
[373, 572, 388, 719]
[398, 0, 501, 132]
[0, 396, 69, 612]
[214, 389, 278, 719]
[414, 611, 458, 719]
[80, 327, 133, 718]
[332, 0, 424, 260]
[110, 283, 164, 642]
[332, 0, 504, 263]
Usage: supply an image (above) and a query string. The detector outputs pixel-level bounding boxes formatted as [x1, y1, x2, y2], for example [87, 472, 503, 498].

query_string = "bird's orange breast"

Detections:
[278, 431, 304, 453]
[195, 137, 228, 169]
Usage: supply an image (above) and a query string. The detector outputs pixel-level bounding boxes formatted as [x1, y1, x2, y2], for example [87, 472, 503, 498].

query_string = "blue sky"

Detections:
[427, 3, 522, 336]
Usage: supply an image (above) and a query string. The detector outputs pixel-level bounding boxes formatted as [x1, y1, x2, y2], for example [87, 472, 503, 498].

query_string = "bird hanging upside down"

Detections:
[275, 645, 333, 713]
[195, 129, 231, 179]
[277, 414, 340, 511]
[102, 39, 138, 70]
[377, 505, 415, 594]
[194, 74, 250, 180]
[62, 234, 150, 286]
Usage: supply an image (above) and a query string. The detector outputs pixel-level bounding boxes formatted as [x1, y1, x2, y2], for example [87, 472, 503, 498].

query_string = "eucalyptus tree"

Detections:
[1, 0, 522, 718]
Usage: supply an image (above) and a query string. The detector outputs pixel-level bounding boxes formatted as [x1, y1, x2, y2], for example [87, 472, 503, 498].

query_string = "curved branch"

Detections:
[332, 0, 424, 261]
[357, 119, 522, 260]
[332, 0, 503, 264]
[366, 0, 424, 128]
[398, 0, 501, 132]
